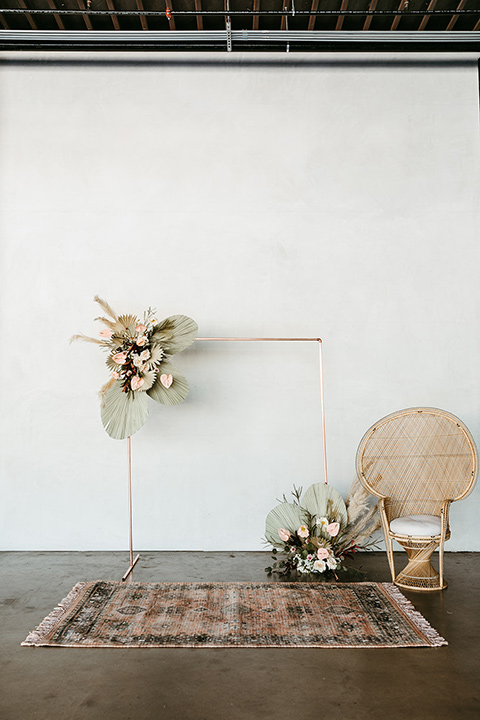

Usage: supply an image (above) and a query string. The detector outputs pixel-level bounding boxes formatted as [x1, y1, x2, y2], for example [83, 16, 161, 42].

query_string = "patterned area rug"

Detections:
[22, 581, 447, 648]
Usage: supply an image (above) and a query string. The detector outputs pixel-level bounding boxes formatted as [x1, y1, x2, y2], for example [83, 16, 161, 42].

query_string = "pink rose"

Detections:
[131, 376, 145, 391]
[327, 522, 340, 537]
[112, 351, 128, 365]
[135, 324, 146, 333]
[297, 525, 309, 539]
[99, 328, 113, 338]
[317, 548, 329, 561]
[278, 528, 290, 542]
[136, 336, 147, 347]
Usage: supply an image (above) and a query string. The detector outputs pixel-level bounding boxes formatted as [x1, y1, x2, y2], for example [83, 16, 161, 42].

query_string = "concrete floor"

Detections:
[1, 551, 479, 720]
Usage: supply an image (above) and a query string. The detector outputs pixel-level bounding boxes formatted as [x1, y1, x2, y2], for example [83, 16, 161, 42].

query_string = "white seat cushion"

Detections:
[390, 514, 442, 537]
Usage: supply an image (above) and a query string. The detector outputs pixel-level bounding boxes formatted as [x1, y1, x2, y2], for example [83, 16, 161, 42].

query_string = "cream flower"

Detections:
[111, 371, 120, 380]
[314, 559, 326, 573]
[316, 516, 328, 529]
[136, 336, 148, 347]
[132, 355, 143, 368]
[297, 525, 309, 539]
[140, 349, 151, 361]
[326, 556, 338, 570]
[131, 376, 145, 391]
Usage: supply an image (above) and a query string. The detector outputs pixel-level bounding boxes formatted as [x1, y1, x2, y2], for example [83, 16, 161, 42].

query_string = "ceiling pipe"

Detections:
[0, 30, 479, 45]
[0, 7, 479, 17]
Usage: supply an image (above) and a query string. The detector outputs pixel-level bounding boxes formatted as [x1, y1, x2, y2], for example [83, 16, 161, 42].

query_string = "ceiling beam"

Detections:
[105, 0, 121, 30]
[136, 0, 148, 31]
[195, 0, 203, 31]
[46, 0, 65, 30]
[307, 0, 319, 31]
[390, 0, 406, 32]
[166, 0, 175, 30]
[280, 0, 289, 31]
[418, 0, 437, 31]
[18, 0, 37, 30]
[446, 0, 466, 32]
[76, 0, 93, 30]
[335, 0, 349, 32]
[363, 0, 378, 32]
[252, 0, 259, 31]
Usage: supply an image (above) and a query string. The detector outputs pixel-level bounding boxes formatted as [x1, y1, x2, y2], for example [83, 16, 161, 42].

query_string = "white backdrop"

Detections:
[0, 52, 479, 550]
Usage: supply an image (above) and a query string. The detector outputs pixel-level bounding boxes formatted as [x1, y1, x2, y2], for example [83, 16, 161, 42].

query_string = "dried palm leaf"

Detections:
[301, 483, 348, 528]
[265, 503, 306, 548]
[151, 315, 198, 355]
[99, 377, 116, 405]
[147, 361, 189, 405]
[146, 344, 164, 368]
[93, 295, 118, 321]
[139, 369, 157, 392]
[116, 315, 140, 336]
[101, 381, 149, 440]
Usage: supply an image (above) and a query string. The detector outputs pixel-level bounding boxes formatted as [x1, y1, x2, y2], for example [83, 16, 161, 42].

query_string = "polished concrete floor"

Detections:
[1, 551, 479, 720]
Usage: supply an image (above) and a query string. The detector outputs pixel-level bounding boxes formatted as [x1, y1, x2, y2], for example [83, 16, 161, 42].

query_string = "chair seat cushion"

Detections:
[390, 514, 442, 537]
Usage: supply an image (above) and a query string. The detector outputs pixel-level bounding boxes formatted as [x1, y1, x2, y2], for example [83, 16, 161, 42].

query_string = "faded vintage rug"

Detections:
[22, 581, 447, 648]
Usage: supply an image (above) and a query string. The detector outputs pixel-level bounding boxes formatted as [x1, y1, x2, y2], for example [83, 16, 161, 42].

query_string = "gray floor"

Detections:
[1, 551, 479, 720]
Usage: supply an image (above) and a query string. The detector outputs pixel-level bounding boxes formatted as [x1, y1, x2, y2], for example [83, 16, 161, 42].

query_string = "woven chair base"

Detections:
[394, 540, 446, 592]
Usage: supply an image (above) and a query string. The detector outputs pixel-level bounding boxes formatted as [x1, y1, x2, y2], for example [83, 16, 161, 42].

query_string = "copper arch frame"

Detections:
[123, 336, 327, 581]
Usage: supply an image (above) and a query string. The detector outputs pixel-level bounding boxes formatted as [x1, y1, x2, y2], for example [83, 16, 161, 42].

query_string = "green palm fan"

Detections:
[301, 483, 348, 528]
[265, 503, 306, 548]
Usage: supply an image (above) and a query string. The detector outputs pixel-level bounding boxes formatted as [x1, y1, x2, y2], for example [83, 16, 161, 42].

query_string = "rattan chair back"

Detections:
[356, 407, 478, 523]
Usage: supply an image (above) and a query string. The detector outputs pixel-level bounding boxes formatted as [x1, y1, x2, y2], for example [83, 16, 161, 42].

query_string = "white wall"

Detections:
[1, 52, 479, 551]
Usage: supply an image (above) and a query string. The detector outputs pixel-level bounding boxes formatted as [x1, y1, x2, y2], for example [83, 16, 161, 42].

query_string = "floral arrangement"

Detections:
[265, 479, 380, 578]
[72, 296, 197, 440]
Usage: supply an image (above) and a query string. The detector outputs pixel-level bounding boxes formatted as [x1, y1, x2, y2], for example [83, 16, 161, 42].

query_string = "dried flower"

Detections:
[131, 376, 145, 391]
[135, 324, 146, 333]
[112, 351, 128, 365]
[327, 522, 340, 537]
[297, 525, 309, 539]
[278, 528, 291, 542]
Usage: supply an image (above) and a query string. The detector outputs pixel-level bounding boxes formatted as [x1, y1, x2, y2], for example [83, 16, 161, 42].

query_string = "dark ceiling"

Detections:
[0, 0, 479, 51]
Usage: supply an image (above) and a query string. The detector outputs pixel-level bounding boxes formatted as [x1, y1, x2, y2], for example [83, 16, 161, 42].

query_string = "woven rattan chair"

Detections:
[356, 407, 478, 591]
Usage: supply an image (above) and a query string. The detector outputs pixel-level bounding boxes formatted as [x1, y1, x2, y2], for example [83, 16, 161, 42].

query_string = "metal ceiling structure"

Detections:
[0, 1, 479, 51]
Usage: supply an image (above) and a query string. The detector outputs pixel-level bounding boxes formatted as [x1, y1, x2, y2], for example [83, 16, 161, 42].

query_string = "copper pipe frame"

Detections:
[122, 336, 328, 581]
[195, 336, 328, 485]
[122, 435, 140, 581]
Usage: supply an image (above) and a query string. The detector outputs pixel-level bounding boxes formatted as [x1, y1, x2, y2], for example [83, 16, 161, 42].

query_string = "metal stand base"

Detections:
[122, 553, 140, 582]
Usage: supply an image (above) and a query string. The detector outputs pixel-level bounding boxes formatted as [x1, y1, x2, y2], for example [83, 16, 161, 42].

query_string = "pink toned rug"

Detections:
[22, 581, 447, 648]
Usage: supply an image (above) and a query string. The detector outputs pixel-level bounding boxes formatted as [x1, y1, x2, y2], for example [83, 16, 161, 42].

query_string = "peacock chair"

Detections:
[355, 407, 478, 591]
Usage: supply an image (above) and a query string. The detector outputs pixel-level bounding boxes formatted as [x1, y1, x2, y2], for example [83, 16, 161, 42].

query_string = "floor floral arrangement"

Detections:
[265, 479, 381, 579]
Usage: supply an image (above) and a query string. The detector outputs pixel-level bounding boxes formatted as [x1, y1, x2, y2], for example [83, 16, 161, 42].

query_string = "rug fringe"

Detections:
[381, 583, 448, 647]
[21, 581, 89, 647]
